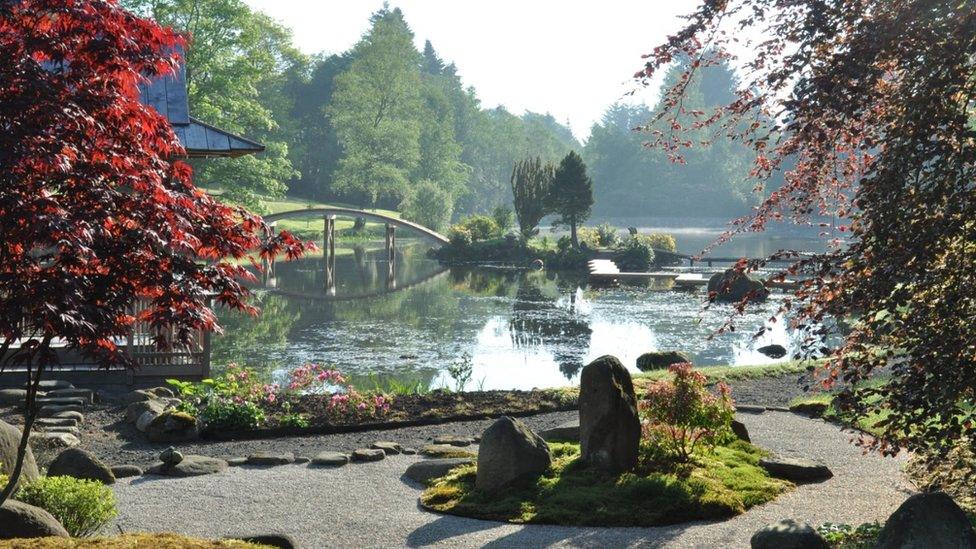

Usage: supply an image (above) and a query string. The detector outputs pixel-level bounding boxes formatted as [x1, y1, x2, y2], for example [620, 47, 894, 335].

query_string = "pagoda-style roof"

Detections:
[138, 60, 264, 158]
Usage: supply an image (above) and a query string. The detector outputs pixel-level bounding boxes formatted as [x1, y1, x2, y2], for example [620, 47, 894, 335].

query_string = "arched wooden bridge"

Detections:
[263, 207, 450, 245]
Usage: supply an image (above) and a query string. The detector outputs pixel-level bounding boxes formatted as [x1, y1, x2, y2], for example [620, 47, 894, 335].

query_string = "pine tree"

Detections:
[551, 151, 594, 249]
[510, 157, 555, 240]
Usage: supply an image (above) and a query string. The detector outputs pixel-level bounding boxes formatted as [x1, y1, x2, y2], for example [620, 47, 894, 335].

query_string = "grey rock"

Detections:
[0, 420, 39, 488]
[111, 464, 143, 478]
[122, 389, 158, 405]
[476, 416, 550, 493]
[41, 425, 80, 437]
[294, 456, 310, 464]
[51, 410, 84, 422]
[404, 457, 473, 484]
[34, 417, 78, 428]
[226, 534, 296, 549]
[0, 388, 28, 406]
[47, 448, 115, 484]
[136, 409, 161, 432]
[757, 344, 788, 359]
[737, 404, 766, 414]
[420, 444, 475, 458]
[146, 455, 227, 477]
[0, 500, 69, 539]
[34, 396, 86, 407]
[371, 441, 402, 455]
[432, 435, 474, 447]
[708, 268, 769, 303]
[29, 431, 80, 448]
[635, 350, 691, 371]
[31, 380, 73, 391]
[732, 420, 751, 443]
[760, 456, 833, 482]
[311, 451, 349, 467]
[159, 446, 183, 465]
[246, 452, 295, 466]
[876, 492, 976, 549]
[790, 401, 830, 418]
[145, 411, 199, 443]
[401, 447, 418, 455]
[579, 355, 640, 473]
[351, 448, 386, 462]
[539, 420, 580, 442]
[38, 404, 83, 417]
[227, 457, 249, 467]
[46, 388, 94, 403]
[751, 519, 828, 549]
[126, 399, 164, 423]
[147, 386, 176, 399]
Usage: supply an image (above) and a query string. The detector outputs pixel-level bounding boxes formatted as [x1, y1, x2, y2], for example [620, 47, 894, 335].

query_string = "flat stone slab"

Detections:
[311, 451, 349, 467]
[420, 444, 476, 458]
[111, 465, 143, 478]
[38, 404, 83, 417]
[404, 458, 473, 484]
[539, 420, 580, 442]
[46, 388, 94, 403]
[146, 455, 227, 477]
[227, 457, 248, 467]
[760, 456, 833, 482]
[736, 404, 767, 414]
[294, 456, 310, 464]
[35, 396, 87, 407]
[34, 417, 78, 428]
[0, 388, 28, 406]
[28, 380, 73, 391]
[51, 410, 84, 422]
[432, 435, 475, 447]
[351, 448, 385, 462]
[40, 425, 80, 437]
[371, 441, 402, 455]
[401, 447, 418, 455]
[29, 432, 79, 448]
[246, 452, 295, 466]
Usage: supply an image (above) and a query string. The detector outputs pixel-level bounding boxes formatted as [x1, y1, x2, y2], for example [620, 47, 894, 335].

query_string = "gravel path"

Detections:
[111, 411, 914, 548]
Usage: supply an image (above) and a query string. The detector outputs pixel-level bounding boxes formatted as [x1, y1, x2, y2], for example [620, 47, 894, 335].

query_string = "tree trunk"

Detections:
[570, 217, 579, 250]
[0, 336, 51, 506]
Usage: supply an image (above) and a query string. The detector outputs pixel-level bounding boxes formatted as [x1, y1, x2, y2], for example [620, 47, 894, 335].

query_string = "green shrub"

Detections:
[613, 237, 655, 271]
[447, 226, 473, 247]
[201, 398, 266, 431]
[16, 475, 118, 537]
[401, 180, 453, 231]
[491, 206, 514, 233]
[453, 214, 501, 241]
[633, 232, 677, 252]
[818, 522, 883, 548]
[278, 413, 310, 428]
[596, 223, 619, 247]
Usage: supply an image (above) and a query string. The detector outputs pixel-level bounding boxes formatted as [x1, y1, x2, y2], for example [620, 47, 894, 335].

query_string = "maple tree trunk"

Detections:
[0, 335, 51, 506]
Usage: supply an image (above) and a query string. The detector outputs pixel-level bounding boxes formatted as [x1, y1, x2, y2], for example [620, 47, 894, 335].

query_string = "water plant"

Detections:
[446, 353, 474, 392]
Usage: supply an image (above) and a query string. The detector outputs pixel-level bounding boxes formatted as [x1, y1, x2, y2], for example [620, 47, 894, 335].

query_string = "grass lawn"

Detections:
[0, 533, 272, 548]
[633, 360, 819, 393]
[787, 377, 891, 438]
[420, 440, 791, 526]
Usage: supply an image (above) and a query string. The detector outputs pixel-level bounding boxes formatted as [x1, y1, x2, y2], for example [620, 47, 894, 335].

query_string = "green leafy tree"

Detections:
[329, 7, 422, 208]
[510, 157, 554, 239]
[550, 151, 594, 249]
[401, 180, 454, 231]
[122, 0, 303, 210]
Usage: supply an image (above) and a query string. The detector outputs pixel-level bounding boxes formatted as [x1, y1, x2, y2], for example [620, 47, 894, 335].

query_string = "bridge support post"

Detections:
[262, 222, 277, 287]
[386, 224, 396, 289]
[324, 215, 336, 294]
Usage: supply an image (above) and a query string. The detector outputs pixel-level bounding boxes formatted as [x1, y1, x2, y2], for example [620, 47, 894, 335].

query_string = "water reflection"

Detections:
[213, 242, 808, 390]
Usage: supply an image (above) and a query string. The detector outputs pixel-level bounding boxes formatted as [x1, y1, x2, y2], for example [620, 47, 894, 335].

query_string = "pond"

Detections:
[213, 225, 830, 391]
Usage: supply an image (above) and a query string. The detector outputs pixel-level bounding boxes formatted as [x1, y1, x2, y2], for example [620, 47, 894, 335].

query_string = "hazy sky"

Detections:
[242, 1, 696, 141]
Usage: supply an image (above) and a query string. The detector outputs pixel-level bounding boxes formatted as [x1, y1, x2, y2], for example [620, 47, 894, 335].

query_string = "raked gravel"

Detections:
[111, 411, 914, 548]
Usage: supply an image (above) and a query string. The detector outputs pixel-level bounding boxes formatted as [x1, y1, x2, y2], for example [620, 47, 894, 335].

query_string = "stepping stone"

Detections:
[760, 456, 833, 482]
[432, 435, 475, 447]
[539, 420, 580, 442]
[34, 417, 78, 428]
[46, 388, 94, 403]
[790, 401, 829, 417]
[227, 457, 248, 467]
[246, 452, 295, 466]
[26, 380, 73, 391]
[736, 404, 766, 414]
[370, 441, 402, 455]
[420, 444, 476, 459]
[401, 447, 418, 455]
[294, 456, 310, 464]
[145, 455, 227, 477]
[404, 458, 474, 484]
[41, 425, 80, 437]
[35, 397, 86, 407]
[29, 432, 79, 448]
[351, 448, 385, 462]
[310, 451, 349, 467]
[38, 404, 83, 417]
[51, 410, 84, 422]
[0, 389, 28, 406]
[111, 465, 143, 478]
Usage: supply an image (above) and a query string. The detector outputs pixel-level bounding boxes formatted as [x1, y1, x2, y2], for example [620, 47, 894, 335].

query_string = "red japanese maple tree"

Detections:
[0, 0, 310, 502]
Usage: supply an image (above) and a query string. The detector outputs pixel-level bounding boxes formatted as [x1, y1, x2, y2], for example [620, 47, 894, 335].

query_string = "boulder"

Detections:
[635, 350, 691, 371]
[371, 441, 402, 455]
[539, 420, 580, 442]
[111, 464, 143, 478]
[121, 389, 158, 405]
[126, 399, 165, 423]
[405, 458, 473, 484]
[476, 416, 551, 493]
[0, 500, 69, 539]
[351, 448, 386, 462]
[707, 269, 769, 303]
[29, 431, 80, 448]
[0, 420, 39, 488]
[136, 409, 160, 432]
[731, 420, 751, 443]
[227, 534, 296, 549]
[146, 455, 227, 477]
[246, 452, 295, 466]
[757, 344, 788, 359]
[751, 519, 828, 549]
[432, 435, 475, 447]
[0, 388, 28, 406]
[147, 386, 176, 399]
[145, 411, 199, 443]
[578, 355, 641, 473]
[159, 446, 183, 466]
[310, 451, 349, 467]
[876, 492, 976, 548]
[760, 456, 833, 482]
[46, 448, 115, 484]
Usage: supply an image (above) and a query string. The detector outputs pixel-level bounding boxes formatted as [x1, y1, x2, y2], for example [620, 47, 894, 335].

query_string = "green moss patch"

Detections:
[0, 533, 272, 548]
[420, 441, 791, 526]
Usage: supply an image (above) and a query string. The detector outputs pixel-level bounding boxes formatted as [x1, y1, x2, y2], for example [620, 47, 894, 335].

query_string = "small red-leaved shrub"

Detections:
[638, 363, 735, 462]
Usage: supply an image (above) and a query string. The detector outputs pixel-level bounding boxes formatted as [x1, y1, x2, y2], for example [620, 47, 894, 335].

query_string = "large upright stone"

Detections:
[876, 492, 976, 548]
[476, 416, 550, 493]
[0, 500, 69, 539]
[579, 355, 640, 473]
[0, 420, 39, 488]
[145, 410, 199, 443]
[707, 269, 769, 303]
[47, 448, 115, 484]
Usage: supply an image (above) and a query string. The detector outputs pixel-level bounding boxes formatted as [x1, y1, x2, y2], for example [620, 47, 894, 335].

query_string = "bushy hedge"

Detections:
[15, 475, 118, 537]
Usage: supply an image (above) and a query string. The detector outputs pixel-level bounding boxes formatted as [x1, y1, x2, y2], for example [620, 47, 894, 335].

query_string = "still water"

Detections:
[213, 226, 828, 391]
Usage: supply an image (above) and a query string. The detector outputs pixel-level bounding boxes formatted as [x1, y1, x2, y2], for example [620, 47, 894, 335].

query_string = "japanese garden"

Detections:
[0, 0, 974, 548]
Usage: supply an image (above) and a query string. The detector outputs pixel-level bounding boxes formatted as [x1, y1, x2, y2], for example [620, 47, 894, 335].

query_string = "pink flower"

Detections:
[357, 402, 368, 411]
[266, 393, 276, 404]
